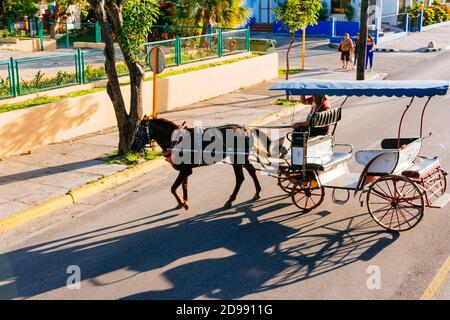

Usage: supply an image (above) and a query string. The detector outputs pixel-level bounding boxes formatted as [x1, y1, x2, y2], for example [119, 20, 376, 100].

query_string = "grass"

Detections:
[105, 149, 163, 166]
[278, 68, 303, 76]
[272, 98, 302, 107]
[0, 53, 259, 113]
[0, 87, 106, 113]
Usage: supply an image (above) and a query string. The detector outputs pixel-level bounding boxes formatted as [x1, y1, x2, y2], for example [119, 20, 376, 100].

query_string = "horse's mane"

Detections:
[150, 117, 178, 129]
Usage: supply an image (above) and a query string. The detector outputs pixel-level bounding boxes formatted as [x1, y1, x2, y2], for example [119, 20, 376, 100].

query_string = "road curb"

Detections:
[423, 47, 442, 52]
[0, 107, 296, 234]
[68, 158, 168, 203]
[375, 48, 399, 52]
[0, 195, 74, 233]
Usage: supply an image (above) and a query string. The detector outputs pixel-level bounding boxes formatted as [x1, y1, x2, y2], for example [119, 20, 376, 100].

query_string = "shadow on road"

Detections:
[0, 195, 399, 299]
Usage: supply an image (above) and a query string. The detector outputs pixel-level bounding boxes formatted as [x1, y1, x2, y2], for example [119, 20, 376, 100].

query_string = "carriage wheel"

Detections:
[367, 175, 424, 231]
[291, 178, 325, 211]
[277, 167, 299, 194]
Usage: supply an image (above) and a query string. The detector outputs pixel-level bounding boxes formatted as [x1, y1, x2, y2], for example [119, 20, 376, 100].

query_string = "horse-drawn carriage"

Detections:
[266, 79, 450, 232]
[138, 79, 449, 231]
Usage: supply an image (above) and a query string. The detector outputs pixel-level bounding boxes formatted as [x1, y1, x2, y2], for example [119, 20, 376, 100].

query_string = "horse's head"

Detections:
[131, 115, 179, 152]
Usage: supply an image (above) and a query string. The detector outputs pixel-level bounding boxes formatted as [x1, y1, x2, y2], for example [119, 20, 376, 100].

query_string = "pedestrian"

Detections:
[366, 35, 375, 71]
[338, 33, 354, 70]
[352, 33, 360, 70]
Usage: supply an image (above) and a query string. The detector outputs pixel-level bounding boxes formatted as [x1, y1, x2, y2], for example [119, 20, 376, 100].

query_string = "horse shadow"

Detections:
[0, 195, 399, 299]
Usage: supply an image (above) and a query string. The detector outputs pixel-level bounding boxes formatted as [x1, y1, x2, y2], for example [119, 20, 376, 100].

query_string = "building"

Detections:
[248, 0, 417, 29]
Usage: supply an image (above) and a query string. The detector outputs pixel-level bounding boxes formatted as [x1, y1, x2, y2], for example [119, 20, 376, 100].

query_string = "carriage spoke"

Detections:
[397, 204, 421, 221]
[372, 183, 392, 198]
[370, 189, 392, 201]
[394, 207, 402, 230]
[377, 206, 393, 223]
[384, 180, 394, 198]
[388, 206, 395, 229]
[396, 206, 413, 228]
[369, 204, 391, 213]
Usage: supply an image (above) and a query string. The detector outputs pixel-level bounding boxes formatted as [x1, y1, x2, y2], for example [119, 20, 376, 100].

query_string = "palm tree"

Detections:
[176, 0, 251, 33]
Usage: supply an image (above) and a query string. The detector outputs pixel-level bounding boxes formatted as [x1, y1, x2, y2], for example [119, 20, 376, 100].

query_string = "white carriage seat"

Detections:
[355, 138, 422, 175]
[292, 134, 352, 171]
[402, 156, 440, 178]
[355, 149, 396, 166]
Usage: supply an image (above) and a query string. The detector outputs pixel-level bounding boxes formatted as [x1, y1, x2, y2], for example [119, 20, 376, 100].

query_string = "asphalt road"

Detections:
[0, 51, 449, 300]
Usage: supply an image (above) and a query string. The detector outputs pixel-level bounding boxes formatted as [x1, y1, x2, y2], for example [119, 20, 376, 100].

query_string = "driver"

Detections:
[292, 94, 331, 137]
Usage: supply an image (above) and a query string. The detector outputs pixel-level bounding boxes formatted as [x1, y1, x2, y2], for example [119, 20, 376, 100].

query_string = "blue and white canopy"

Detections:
[271, 79, 450, 98]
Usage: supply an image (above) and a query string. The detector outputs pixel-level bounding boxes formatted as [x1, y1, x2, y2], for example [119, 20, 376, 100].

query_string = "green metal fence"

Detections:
[222, 29, 249, 56]
[0, 61, 13, 99]
[144, 39, 178, 68]
[13, 53, 79, 95]
[1, 28, 250, 99]
[81, 47, 126, 83]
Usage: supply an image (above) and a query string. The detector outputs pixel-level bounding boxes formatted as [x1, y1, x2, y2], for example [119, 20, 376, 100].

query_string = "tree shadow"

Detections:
[0, 158, 111, 184]
[0, 194, 398, 299]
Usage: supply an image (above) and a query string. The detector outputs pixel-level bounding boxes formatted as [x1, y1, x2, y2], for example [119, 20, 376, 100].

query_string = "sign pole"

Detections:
[152, 49, 158, 151]
[147, 46, 165, 151]
[152, 48, 158, 119]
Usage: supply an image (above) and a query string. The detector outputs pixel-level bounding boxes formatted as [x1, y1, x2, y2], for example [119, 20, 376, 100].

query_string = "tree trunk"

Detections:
[285, 32, 295, 100]
[357, 0, 369, 80]
[201, 10, 211, 36]
[301, 27, 306, 70]
[50, 14, 59, 39]
[286, 32, 295, 80]
[89, 0, 144, 155]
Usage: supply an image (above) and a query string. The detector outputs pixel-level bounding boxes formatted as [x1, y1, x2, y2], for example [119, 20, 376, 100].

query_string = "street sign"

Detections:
[148, 47, 165, 74]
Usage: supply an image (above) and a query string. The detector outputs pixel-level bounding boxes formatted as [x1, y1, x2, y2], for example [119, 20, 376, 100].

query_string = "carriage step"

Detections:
[429, 193, 450, 209]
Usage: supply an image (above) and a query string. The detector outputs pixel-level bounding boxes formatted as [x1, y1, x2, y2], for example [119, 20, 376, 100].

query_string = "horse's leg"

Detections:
[171, 168, 191, 209]
[244, 161, 261, 201]
[182, 177, 189, 210]
[224, 165, 245, 208]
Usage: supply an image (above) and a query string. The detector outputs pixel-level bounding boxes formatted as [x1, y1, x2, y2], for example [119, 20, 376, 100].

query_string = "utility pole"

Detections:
[357, 0, 369, 80]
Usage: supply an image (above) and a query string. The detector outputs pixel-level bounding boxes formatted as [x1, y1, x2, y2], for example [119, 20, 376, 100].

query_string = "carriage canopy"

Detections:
[271, 79, 450, 98]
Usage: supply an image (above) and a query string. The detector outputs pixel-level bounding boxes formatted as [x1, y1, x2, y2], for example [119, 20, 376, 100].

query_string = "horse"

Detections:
[131, 116, 270, 210]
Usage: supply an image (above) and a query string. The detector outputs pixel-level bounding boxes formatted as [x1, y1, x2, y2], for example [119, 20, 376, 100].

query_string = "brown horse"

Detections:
[132, 116, 264, 210]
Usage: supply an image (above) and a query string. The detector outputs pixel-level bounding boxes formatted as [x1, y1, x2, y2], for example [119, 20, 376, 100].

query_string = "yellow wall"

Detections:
[0, 38, 56, 52]
[0, 53, 278, 158]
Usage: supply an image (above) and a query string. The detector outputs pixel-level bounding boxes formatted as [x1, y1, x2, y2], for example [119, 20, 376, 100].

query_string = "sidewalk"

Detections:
[377, 24, 450, 52]
[0, 64, 386, 221]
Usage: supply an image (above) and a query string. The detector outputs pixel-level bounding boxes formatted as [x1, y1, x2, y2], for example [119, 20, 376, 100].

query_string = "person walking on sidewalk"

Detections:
[338, 33, 354, 70]
[352, 33, 360, 70]
[366, 35, 375, 71]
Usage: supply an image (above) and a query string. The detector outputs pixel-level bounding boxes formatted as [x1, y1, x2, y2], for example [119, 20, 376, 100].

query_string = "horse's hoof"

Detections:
[183, 203, 189, 210]
[224, 202, 232, 208]
[253, 194, 261, 201]
[176, 203, 183, 209]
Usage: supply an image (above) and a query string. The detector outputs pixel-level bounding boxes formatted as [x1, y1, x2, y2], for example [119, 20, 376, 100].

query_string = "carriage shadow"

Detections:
[0, 195, 398, 299]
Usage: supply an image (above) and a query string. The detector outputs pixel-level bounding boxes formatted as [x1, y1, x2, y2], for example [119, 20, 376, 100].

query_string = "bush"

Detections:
[0, 77, 11, 97]
[19, 70, 77, 93]
[423, 7, 436, 25]
[84, 63, 129, 81]
[407, 1, 423, 18]
[318, 1, 329, 21]
[344, 5, 355, 22]
[0, 29, 27, 38]
[408, 1, 450, 25]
